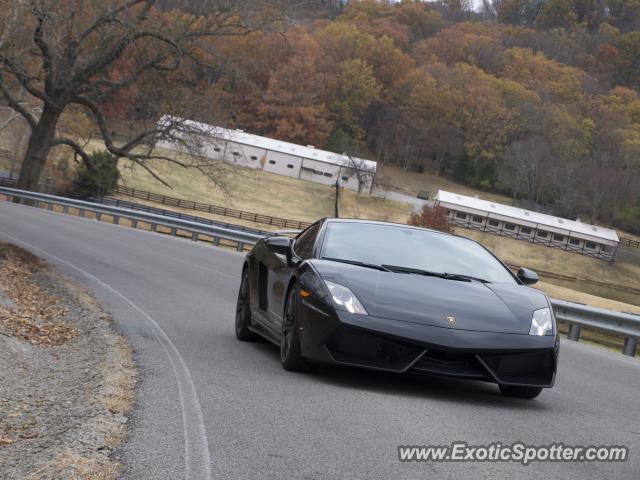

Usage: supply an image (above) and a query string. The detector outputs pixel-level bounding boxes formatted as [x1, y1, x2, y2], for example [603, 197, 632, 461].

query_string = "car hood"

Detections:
[310, 260, 550, 334]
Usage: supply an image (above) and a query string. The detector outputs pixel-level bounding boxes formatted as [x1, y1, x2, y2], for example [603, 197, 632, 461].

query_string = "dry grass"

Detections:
[377, 164, 514, 204]
[101, 335, 136, 416]
[97, 140, 412, 225]
[27, 450, 121, 480]
[534, 281, 640, 314]
[458, 228, 640, 291]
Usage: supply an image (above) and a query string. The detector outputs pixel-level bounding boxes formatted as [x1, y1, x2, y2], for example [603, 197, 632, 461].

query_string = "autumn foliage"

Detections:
[408, 205, 453, 234]
[3, 0, 640, 232]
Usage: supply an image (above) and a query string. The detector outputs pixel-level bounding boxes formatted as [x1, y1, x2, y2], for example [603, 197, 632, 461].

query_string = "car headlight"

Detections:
[325, 281, 368, 315]
[529, 307, 553, 336]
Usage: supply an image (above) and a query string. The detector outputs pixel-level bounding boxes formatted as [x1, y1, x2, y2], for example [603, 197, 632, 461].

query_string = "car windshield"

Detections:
[320, 222, 517, 284]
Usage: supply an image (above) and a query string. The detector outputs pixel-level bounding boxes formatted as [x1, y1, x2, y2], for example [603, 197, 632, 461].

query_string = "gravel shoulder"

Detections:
[0, 243, 135, 479]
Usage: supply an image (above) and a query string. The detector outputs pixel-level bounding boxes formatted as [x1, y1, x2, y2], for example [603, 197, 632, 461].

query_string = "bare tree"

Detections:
[0, 0, 276, 191]
[499, 135, 553, 209]
[341, 155, 375, 194]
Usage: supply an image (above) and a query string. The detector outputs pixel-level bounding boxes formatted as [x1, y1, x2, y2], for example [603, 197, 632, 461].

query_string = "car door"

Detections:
[269, 221, 323, 331]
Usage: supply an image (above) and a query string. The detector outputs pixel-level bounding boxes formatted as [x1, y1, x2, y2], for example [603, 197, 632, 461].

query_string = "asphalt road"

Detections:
[1, 201, 639, 480]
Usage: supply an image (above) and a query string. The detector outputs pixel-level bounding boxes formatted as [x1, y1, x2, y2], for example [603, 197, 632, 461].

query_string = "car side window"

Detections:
[294, 223, 321, 259]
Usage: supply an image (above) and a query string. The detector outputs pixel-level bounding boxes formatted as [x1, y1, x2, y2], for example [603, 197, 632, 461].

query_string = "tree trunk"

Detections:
[16, 106, 61, 192]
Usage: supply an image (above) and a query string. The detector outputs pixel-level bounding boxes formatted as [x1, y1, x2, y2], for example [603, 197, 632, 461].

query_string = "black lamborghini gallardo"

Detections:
[235, 219, 559, 399]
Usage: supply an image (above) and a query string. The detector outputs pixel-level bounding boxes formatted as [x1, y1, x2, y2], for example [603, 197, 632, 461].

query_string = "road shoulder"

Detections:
[0, 242, 136, 479]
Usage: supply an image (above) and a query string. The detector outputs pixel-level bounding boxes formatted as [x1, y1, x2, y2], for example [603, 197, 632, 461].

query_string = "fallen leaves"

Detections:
[0, 244, 78, 346]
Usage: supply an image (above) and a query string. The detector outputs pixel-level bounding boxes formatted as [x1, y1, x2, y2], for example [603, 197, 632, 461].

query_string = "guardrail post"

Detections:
[63, 205, 69, 214]
[47, 202, 53, 211]
[191, 232, 198, 241]
[623, 337, 637, 357]
[79, 208, 85, 217]
[236, 242, 245, 252]
[131, 219, 138, 228]
[96, 212, 102, 221]
[113, 215, 119, 225]
[170, 227, 177, 236]
[150, 223, 157, 232]
[567, 324, 581, 341]
[212, 236, 220, 246]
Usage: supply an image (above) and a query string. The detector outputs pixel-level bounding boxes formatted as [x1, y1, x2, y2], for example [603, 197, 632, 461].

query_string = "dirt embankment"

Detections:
[0, 243, 135, 479]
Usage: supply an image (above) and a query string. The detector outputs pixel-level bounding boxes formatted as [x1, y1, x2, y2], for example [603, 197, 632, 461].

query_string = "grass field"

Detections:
[459, 228, 640, 305]
[377, 164, 515, 205]
[116, 151, 413, 225]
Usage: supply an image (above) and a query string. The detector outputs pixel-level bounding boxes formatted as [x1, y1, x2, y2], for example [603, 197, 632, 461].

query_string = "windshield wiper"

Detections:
[381, 265, 490, 283]
[321, 257, 393, 272]
[442, 273, 491, 284]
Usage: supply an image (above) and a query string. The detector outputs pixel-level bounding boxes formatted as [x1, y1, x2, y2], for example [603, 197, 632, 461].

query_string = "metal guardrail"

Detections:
[0, 186, 266, 252]
[0, 186, 638, 357]
[100, 196, 271, 236]
[550, 299, 639, 356]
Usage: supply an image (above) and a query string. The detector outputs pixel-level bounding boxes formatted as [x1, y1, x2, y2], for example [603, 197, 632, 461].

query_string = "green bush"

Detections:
[70, 151, 119, 199]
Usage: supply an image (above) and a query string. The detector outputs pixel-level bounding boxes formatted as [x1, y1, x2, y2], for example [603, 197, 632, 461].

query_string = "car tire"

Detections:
[235, 268, 260, 342]
[499, 385, 543, 399]
[280, 283, 310, 372]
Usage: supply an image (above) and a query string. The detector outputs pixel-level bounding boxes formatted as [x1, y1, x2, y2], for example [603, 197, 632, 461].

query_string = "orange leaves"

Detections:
[0, 246, 78, 347]
[408, 205, 453, 233]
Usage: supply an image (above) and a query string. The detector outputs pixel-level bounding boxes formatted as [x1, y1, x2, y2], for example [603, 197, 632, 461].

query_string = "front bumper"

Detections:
[299, 301, 559, 388]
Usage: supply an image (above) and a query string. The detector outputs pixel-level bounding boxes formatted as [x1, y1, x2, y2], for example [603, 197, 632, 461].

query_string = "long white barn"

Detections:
[157, 116, 377, 193]
[435, 190, 619, 261]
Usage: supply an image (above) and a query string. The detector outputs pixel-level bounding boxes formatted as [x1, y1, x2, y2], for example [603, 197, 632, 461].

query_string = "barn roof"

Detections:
[159, 116, 377, 172]
[435, 190, 619, 243]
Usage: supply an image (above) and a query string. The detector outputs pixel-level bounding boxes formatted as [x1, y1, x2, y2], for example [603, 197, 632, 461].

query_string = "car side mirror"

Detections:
[517, 267, 539, 285]
[265, 236, 292, 265]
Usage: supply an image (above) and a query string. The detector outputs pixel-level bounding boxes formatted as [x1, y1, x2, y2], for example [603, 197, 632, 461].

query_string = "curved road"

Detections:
[1, 201, 639, 480]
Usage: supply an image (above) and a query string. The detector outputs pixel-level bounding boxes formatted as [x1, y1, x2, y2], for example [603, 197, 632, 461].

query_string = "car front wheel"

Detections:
[280, 283, 310, 372]
[235, 268, 259, 341]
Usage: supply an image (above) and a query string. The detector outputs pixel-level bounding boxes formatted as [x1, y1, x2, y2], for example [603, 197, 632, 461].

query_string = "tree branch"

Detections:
[0, 77, 37, 130]
[51, 137, 94, 169]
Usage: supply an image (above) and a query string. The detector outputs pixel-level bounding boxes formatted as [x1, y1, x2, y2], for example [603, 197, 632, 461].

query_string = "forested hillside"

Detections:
[2, 1, 639, 232]
[146, 0, 640, 232]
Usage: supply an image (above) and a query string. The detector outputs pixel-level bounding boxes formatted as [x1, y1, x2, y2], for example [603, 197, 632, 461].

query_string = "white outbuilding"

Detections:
[156, 116, 377, 193]
[434, 190, 619, 261]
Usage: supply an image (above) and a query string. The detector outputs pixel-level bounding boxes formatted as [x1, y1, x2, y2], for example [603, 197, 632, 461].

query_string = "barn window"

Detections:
[250, 155, 258, 161]
[232, 152, 240, 157]
[324, 172, 332, 177]
[504, 223, 515, 231]
[585, 242, 597, 250]
[287, 164, 294, 169]
[601, 246, 609, 252]
[521, 227, 532, 235]
[455, 212, 467, 220]
[553, 234, 564, 242]
[342, 176, 348, 182]
[472, 216, 484, 223]
[488, 219, 499, 227]
[269, 160, 276, 165]
[537, 230, 548, 238]
[569, 238, 580, 246]
[213, 147, 221, 152]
